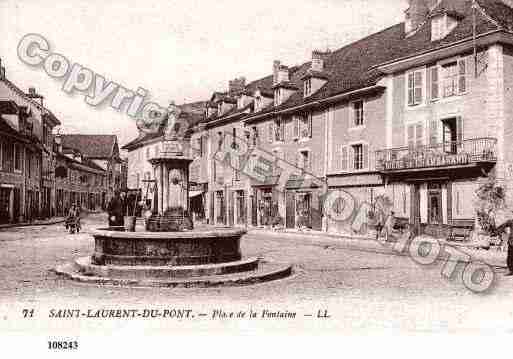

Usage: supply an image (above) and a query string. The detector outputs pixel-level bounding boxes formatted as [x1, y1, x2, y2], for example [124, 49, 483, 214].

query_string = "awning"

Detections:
[189, 190, 204, 198]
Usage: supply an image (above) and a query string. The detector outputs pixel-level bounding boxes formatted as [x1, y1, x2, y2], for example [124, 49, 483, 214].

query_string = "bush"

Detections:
[475, 175, 506, 235]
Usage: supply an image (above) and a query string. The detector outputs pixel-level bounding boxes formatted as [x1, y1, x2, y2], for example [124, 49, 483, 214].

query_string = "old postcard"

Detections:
[1, 0, 513, 356]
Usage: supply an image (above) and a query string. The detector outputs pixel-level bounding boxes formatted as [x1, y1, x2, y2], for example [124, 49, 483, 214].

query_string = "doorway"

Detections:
[427, 183, 443, 224]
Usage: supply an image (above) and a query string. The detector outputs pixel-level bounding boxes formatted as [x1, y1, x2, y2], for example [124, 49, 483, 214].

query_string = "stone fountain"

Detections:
[54, 105, 292, 287]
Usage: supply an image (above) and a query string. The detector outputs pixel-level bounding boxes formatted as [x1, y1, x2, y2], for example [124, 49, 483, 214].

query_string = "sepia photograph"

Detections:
[1, 0, 513, 355]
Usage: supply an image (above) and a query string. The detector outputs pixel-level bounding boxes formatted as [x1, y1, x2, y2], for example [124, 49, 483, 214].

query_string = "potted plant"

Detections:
[474, 175, 507, 249]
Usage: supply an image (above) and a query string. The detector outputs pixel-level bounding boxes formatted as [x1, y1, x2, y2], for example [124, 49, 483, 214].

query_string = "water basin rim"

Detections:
[92, 228, 247, 239]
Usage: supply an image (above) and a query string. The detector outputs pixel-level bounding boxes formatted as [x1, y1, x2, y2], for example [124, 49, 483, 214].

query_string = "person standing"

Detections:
[107, 190, 124, 227]
[495, 214, 513, 276]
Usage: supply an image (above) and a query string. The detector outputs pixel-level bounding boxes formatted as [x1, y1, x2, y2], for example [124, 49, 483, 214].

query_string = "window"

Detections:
[217, 131, 223, 148]
[352, 100, 364, 127]
[255, 96, 262, 111]
[299, 150, 310, 170]
[273, 118, 284, 142]
[154, 145, 159, 157]
[252, 126, 259, 147]
[407, 70, 424, 106]
[441, 59, 467, 97]
[304, 79, 312, 97]
[14, 144, 22, 172]
[407, 123, 424, 149]
[231, 128, 237, 149]
[429, 120, 439, 146]
[0, 141, 2, 170]
[352, 144, 364, 170]
[341, 143, 369, 172]
[431, 15, 446, 41]
[43, 124, 49, 146]
[146, 147, 150, 159]
[298, 113, 312, 139]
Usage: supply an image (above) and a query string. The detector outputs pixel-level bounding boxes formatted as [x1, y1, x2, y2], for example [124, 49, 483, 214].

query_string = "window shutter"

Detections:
[349, 146, 355, 171]
[363, 144, 369, 169]
[408, 73, 415, 106]
[458, 58, 467, 94]
[456, 117, 464, 143]
[341, 146, 348, 171]
[308, 113, 313, 138]
[280, 119, 285, 141]
[415, 123, 423, 148]
[268, 122, 273, 143]
[294, 116, 299, 138]
[431, 67, 439, 100]
[429, 120, 439, 145]
[407, 124, 415, 149]
[414, 71, 423, 104]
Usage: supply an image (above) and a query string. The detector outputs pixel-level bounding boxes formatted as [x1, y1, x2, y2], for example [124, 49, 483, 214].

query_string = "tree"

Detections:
[475, 175, 506, 235]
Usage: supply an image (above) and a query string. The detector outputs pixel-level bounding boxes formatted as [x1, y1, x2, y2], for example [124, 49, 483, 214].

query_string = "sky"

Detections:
[0, 0, 407, 150]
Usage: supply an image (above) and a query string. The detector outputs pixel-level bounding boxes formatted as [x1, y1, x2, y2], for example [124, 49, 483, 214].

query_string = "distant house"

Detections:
[59, 134, 123, 204]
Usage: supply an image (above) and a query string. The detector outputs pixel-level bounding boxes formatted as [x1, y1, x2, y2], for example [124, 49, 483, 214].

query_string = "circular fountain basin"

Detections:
[91, 227, 246, 266]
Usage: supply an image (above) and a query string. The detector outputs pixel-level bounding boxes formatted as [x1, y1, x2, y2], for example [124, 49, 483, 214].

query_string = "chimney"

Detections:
[54, 134, 63, 153]
[26, 87, 44, 107]
[273, 60, 281, 85]
[311, 50, 331, 72]
[276, 64, 290, 83]
[228, 77, 246, 96]
[405, 0, 430, 35]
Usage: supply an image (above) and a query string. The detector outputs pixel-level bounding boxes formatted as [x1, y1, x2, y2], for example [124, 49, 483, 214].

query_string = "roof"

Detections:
[128, 0, 513, 133]
[61, 134, 118, 159]
[0, 77, 61, 126]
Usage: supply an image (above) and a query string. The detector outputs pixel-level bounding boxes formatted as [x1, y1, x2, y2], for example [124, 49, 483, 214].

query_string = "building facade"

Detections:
[0, 64, 61, 223]
[122, 0, 513, 239]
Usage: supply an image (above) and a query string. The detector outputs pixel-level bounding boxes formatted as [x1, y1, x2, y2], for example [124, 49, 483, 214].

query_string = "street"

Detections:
[1, 213, 513, 334]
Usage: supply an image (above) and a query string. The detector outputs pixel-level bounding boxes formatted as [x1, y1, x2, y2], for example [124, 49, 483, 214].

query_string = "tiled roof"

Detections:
[61, 134, 117, 159]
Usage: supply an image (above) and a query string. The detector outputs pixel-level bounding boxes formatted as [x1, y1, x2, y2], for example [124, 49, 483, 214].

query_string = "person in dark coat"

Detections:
[495, 214, 513, 276]
[107, 190, 124, 227]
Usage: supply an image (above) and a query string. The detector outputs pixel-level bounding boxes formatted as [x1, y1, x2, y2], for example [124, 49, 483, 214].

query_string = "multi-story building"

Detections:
[0, 62, 61, 223]
[123, 0, 513, 238]
[60, 134, 123, 206]
[53, 136, 107, 216]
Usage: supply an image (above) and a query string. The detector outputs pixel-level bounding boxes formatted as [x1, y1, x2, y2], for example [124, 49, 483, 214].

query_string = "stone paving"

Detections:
[1, 213, 513, 334]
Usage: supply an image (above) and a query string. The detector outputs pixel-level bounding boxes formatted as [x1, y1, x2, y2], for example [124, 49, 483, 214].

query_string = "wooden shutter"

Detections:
[407, 124, 415, 149]
[280, 118, 285, 141]
[308, 113, 313, 138]
[415, 123, 423, 148]
[363, 143, 369, 169]
[431, 67, 439, 100]
[456, 117, 464, 143]
[414, 71, 423, 104]
[458, 58, 467, 94]
[408, 73, 415, 106]
[341, 146, 348, 171]
[268, 122, 274, 143]
[294, 116, 299, 138]
[429, 120, 439, 145]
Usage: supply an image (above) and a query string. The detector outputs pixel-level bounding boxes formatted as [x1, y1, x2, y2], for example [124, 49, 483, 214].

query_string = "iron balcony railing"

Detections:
[375, 137, 497, 172]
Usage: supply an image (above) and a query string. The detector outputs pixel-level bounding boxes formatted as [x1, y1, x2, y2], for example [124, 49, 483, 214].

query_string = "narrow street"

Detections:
[1, 213, 512, 334]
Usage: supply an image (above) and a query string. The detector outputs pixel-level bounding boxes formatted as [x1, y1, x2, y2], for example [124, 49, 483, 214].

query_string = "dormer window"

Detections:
[255, 96, 262, 111]
[304, 79, 312, 97]
[431, 14, 459, 42]
[274, 88, 281, 106]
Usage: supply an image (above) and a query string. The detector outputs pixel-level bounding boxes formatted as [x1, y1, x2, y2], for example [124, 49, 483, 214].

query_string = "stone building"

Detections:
[0, 63, 60, 223]
[53, 137, 107, 216]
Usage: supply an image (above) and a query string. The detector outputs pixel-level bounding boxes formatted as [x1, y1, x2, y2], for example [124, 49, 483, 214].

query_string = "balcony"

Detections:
[376, 138, 497, 173]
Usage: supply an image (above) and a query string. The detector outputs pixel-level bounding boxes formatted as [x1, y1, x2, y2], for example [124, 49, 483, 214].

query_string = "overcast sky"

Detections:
[0, 0, 407, 150]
